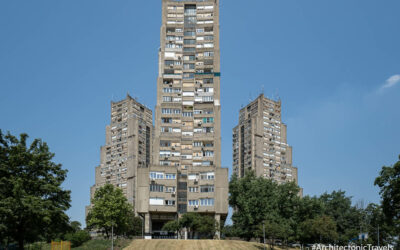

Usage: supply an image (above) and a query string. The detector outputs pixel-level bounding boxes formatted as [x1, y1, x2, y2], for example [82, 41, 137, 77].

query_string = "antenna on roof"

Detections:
[261, 84, 265, 96]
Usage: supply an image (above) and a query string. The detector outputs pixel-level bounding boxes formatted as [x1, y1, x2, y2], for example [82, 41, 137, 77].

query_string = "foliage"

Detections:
[162, 220, 181, 237]
[318, 191, 361, 244]
[162, 213, 218, 239]
[374, 155, 400, 235]
[299, 215, 338, 243]
[86, 184, 134, 238]
[229, 171, 299, 241]
[65, 230, 91, 248]
[126, 216, 143, 237]
[0, 130, 71, 249]
[69, 221, 82, 233]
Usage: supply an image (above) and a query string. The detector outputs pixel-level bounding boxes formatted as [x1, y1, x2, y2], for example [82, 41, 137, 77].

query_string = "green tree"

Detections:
[229, 171, 300, 241]
[299, 216, 338, 244]
[374, 155, 400, 236]
[364, 203, 395, 246]
[0, 130, 71, 250]
[65, 230, 91, 248]
[86, 184, 134, 238]
[162, 220, 181, 238]
[319, 191, 361, 244]
[69, 221, 82, 233]
[162, 213, 217, 239]
[126, 216, 143, 237]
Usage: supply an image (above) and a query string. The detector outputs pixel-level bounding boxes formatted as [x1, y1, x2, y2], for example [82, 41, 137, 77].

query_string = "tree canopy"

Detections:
[86, 184, 134, 238]
[0, 130, 71, 249]
[162, 213, 218, 239]
[228, 170, 395, 245]
[374, 155, 400, 236]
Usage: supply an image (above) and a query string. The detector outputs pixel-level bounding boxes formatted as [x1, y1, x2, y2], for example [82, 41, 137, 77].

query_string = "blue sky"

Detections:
[1, 0, 399, 226]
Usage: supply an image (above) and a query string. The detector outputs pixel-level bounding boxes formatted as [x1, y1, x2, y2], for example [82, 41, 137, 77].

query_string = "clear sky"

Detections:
[1, 0, 399, 226]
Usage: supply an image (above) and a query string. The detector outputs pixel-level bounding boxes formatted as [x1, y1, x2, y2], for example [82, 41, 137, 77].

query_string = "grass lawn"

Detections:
[124, 239, 287, 250]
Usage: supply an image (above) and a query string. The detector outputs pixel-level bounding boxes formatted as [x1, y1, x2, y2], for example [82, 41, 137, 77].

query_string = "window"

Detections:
[183, 73, 194, 79]
[150, 172, 164, 179]
[161, 127, 172, 133]
[204, 35, 214, 41]
[160, 141, 171, 147]
[182, 112, 193, 117]
[162, 118, 172, 123]
[203, 78, 213, 84]
[183, 63, 195, 69]
[149, 198, 164, 206]
[150, 184, 164, 192]
[165, 200, 176, 206]
[184, 5, 196, 15]
[183, 55, 195, 61]
[203, 151, 214, 157]
[200, 198, 214, 206]
[163, 96, 173, 102]
[184, 16, 196, 24]
[196, 28, 204, 33]
[165, 173, 176, 180]
[188, 187, 198, 192]
[202, 96, 213, 102]
[163, 88, 173, 93]
[202, 117, 214, 123]
[200, 185, 214, 193]
[193, 141, 202, 147]
[184, 31, 196, 37]
[188, 200, 199, 206]
[188, 174, 198, 180]
[165, 186, 176, 192]
[162, 108, 172, 114]
[200, 172, 214, 180]
[183, 47, 196, 52]
[184, 39, 196, 45]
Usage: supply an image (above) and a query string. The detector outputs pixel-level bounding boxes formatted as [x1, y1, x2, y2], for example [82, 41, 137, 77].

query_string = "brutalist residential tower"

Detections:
[135, 0, 228, 238]
[233, 94, 300, 188]
[86, 95, 153, 216]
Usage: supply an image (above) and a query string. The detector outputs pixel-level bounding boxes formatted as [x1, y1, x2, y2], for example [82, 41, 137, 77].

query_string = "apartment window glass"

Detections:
[184, 39, 196, 45]
[200, 185, 214, 193]
[150, 184, 164, 192]
[200, 198, 214, 206]
[165, 173, 176, 179]
[188, 200, 199, 206]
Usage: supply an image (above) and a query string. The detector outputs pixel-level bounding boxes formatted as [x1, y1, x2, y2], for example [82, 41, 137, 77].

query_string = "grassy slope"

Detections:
[124, 239, 278, 250]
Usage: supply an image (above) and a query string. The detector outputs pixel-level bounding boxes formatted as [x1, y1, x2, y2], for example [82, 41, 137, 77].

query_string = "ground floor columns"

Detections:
[215, 214, 221, 239]
[144, 213, 151, 236]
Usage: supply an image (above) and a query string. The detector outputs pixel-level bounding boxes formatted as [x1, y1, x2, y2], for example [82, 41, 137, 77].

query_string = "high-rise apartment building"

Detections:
[135, 0, 228, 238]
[233, 94, 299, 187]
[86, 95, 153, 216]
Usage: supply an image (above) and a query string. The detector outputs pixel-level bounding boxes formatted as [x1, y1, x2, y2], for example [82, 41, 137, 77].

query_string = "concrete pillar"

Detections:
[215, 214, 221, 239]
[144, 213, 151, 236]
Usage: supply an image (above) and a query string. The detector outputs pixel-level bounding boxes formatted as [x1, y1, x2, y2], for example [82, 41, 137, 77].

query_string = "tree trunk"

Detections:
[17, 223, 25, 250]
[17, 235, 24, 250]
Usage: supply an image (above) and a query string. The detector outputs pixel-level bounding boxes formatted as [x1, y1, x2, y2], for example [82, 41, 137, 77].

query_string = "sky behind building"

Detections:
[1, 0, 399, 225]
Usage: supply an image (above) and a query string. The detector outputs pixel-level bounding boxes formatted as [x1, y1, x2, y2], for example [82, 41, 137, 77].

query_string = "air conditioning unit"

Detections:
[194, 205, 199, 209]
[172, 191, 176, 195]
[194, 178, 199, 183]
[150, 177, 156, 182]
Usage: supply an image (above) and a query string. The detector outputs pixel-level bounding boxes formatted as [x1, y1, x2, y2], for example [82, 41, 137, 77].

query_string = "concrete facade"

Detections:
[86, 95, 153, 217]
[135, 0, 228, 238]
[233, 94, 301, 190]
